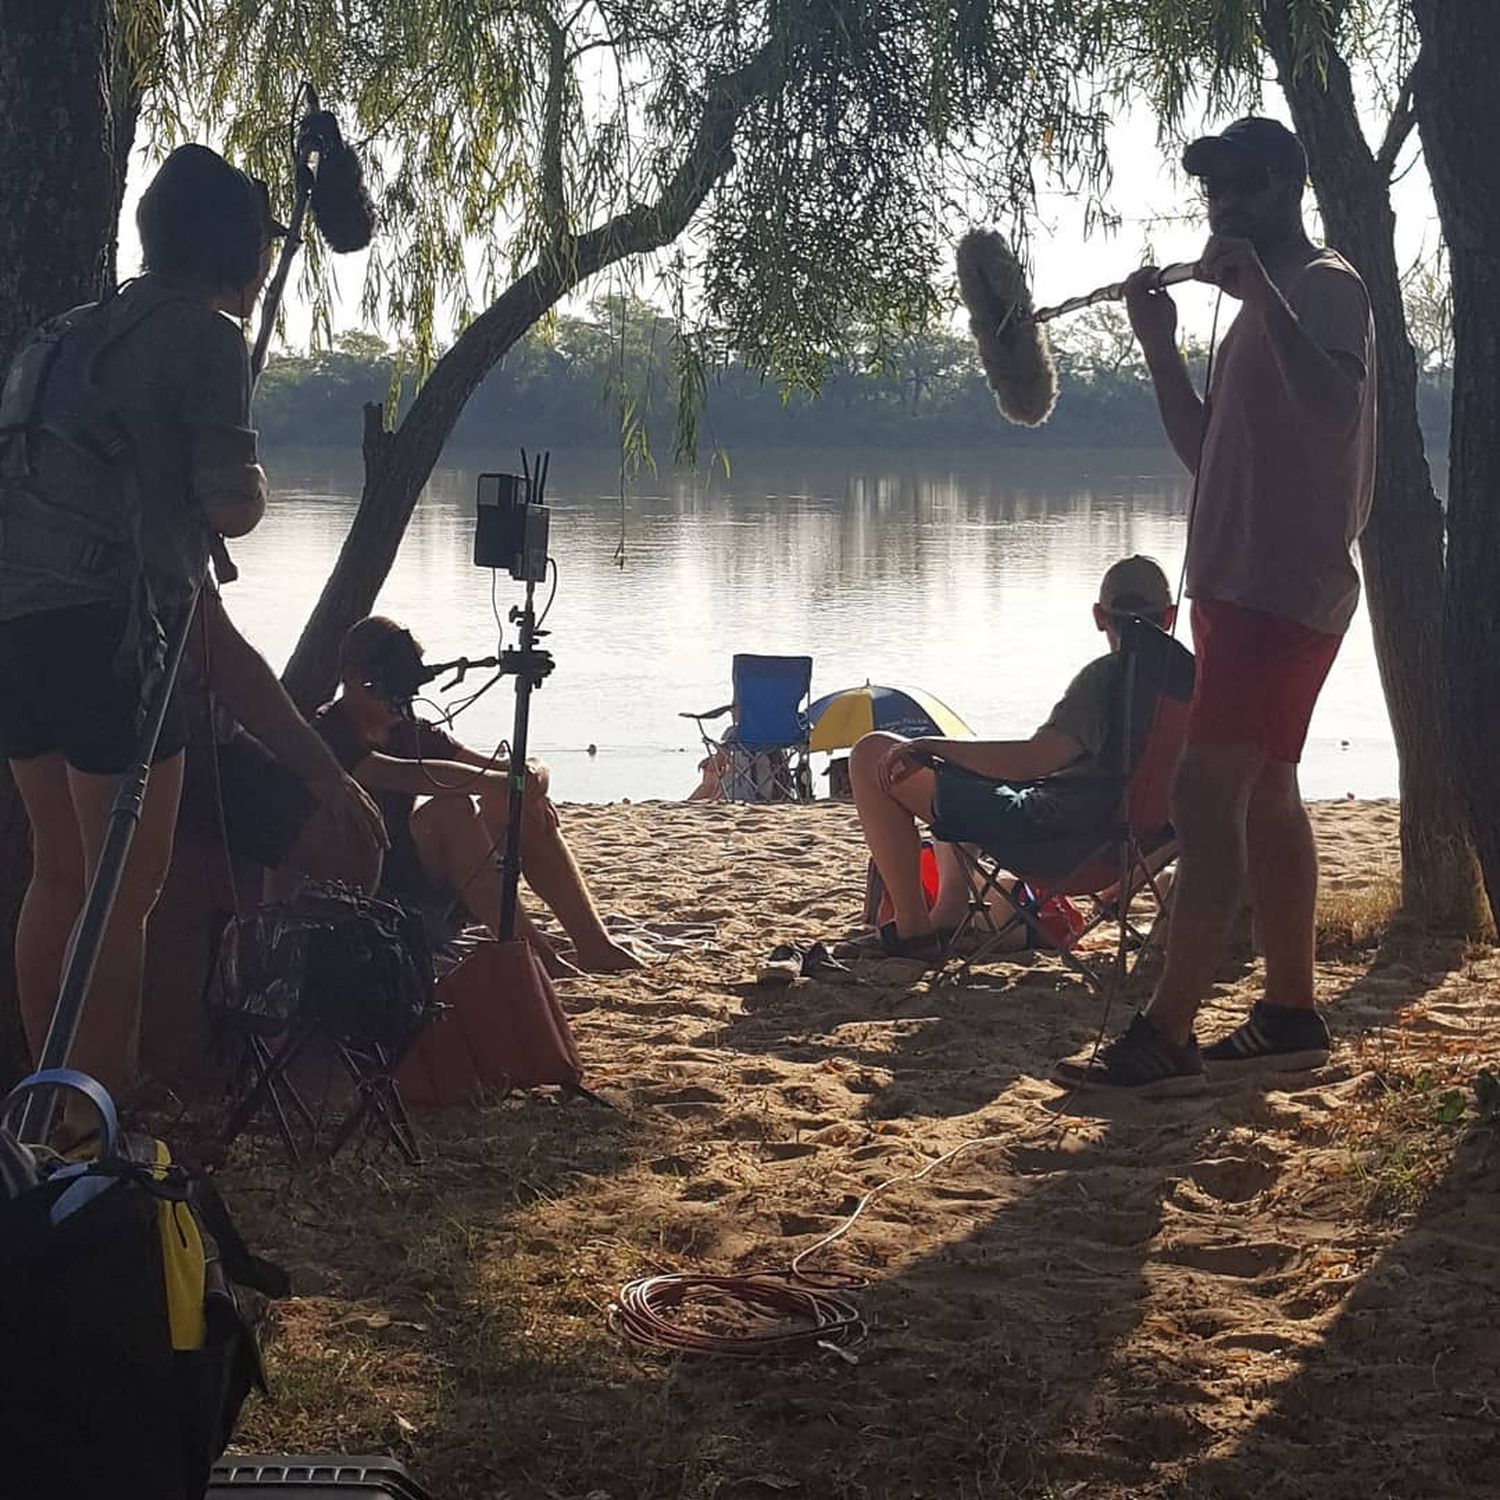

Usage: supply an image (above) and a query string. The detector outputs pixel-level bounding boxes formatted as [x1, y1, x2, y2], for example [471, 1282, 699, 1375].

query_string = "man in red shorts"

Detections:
[1055, 117, 1376, 1095]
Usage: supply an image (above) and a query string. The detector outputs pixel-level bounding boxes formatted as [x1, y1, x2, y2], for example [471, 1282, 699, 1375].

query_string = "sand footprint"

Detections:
[1154, 1236, 1295, 1279]
[760, 1141, 820, 1161]
[639, 1084, 728, 1117]
[1184, 1154, 1283, 1204]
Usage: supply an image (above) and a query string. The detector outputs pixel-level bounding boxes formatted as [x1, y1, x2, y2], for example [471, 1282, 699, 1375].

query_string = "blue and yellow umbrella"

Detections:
[807, 683, 973, 753]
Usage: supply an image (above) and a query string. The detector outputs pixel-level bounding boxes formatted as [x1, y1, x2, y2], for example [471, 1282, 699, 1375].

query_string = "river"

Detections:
[226, 445, 1397, 804]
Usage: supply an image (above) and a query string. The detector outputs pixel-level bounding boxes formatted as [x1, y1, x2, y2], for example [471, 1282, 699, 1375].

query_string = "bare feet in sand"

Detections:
[529, 930, 643, 976]
[573, 939, 647, 973]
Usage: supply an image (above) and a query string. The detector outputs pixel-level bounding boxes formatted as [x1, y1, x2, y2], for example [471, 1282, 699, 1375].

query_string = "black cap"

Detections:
[1182, 117, 1307, 183]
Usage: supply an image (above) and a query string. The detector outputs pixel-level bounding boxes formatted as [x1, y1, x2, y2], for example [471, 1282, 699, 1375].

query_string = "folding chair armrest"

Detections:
[679, 703, 733, 722]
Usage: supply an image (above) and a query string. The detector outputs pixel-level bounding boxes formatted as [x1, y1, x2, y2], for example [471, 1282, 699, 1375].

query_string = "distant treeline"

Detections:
[254, 298, 1455, 458]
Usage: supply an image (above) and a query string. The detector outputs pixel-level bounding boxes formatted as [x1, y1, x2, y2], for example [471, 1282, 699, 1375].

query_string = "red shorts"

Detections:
[1187, 599, 1341, 764]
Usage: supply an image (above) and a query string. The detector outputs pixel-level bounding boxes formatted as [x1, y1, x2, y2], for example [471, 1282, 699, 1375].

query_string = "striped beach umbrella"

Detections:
[807, 683, 974, 753]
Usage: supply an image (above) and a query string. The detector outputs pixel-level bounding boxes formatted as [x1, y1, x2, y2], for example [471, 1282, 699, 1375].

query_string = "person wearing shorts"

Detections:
[849, 557, 1175, 958]
[1053, 117, 1377, 1095]
[0, 148, 383, 1105]
[0, 146, 282, 1102]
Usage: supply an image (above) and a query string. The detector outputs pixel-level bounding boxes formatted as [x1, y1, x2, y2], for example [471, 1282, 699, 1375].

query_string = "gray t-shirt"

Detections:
[0, 274, 259, 621]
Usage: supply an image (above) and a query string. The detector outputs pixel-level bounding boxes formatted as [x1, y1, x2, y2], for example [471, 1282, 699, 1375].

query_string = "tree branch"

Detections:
[397, 29, 783, 474]
[280, 32, 787, 709]
[1374, 57, 1419, 180]
[539, 5, 568, 247]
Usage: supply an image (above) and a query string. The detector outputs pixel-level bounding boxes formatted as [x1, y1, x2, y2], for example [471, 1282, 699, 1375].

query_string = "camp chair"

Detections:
[940, 617, 1195, 995]
[207, 886, 436, 1166]
[681, 653, 815, 802]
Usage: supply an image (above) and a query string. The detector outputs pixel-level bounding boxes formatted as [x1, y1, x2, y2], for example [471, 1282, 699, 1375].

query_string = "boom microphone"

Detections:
[298, 108, 377, 253]
[249, 85, 376, 382]
[957, 228, 1199, 428]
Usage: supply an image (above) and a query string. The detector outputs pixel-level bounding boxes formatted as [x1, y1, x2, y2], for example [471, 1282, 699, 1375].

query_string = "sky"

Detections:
[116, 82, 1441, 360]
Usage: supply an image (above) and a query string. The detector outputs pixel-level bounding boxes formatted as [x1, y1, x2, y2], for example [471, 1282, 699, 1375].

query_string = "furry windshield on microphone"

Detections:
[299, 109, 377, 253]
[956, 229, 1058, 427]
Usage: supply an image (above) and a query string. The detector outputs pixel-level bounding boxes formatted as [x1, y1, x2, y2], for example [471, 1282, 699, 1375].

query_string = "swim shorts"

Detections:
[1187, 599, 1342, 764]
[0, 603, 190, 774]
[929, 763, 1117, 879]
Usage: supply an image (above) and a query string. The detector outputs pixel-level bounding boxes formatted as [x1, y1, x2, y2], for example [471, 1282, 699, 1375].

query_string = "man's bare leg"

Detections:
[849, 732, 940, 936]
[928, 840, 972, 929]
[1144, 743, 1263, 1045]
[478, 779, 641, 972]
[409, 796, 581, 977]
[1244, 760, 1318, 1010]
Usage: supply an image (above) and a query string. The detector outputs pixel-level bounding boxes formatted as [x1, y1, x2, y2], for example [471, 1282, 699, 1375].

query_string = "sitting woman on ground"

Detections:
[314, 616, 643, 975]
[850, 556, 1174, 959]
[0, 146, 379, 1103]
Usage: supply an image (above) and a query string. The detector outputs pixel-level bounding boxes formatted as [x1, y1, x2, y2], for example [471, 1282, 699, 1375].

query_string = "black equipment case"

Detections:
[208, 1453, 435, 1496]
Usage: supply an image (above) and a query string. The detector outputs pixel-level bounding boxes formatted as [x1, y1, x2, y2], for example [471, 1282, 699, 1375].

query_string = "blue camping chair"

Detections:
[681, 654, 815, 803]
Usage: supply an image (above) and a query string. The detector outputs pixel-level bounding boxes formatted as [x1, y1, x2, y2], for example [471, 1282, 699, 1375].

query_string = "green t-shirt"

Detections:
[1043, 651, 1155, 780]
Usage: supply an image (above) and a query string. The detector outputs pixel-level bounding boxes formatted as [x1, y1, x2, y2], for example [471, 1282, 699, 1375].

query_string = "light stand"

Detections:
[474, 451, 554, 941]
[497, 575, 546, 941]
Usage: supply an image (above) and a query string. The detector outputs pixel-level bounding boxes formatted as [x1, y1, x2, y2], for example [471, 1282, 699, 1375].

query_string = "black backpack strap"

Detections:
[187, 1173, 291, 1299]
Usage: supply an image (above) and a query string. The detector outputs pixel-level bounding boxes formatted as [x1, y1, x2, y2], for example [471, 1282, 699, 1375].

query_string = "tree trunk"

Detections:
[1412, 1, 1500, 925]
[0, 1, 134, 1086]
[280, 38, 784, 711]
[1261, 1, 1482, 932]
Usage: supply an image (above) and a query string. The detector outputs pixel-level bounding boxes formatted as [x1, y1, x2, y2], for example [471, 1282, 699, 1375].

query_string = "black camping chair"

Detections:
[206, 884, 437, 1166]
[939, 618, 1195, 995]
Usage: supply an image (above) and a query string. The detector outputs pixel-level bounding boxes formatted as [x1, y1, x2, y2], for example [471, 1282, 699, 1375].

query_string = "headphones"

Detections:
[360, 629, 429, 710]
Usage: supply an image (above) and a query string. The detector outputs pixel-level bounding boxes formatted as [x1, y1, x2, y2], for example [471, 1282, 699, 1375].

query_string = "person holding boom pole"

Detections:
[0, 141, 384, 1111]
[1052, 117, 1377, 1094]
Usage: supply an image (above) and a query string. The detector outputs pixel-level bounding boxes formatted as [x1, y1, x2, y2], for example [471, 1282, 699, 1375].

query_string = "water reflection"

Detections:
[228, 446, 1396, 803]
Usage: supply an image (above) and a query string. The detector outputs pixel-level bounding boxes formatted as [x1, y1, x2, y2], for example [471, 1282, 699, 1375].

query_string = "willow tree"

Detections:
[157, 0, 1111, 705]
[1108, 0, 1481, 932]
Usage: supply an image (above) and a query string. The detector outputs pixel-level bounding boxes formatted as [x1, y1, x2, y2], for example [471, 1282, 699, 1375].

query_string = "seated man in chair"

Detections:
[314, 615, 642, 975]
[851, 557, 1176, 958]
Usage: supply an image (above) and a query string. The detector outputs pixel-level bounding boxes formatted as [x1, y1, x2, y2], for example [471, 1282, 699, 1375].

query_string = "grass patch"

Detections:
[1334, 1047, 1476, 1218]
[1316, 872, 1402, 951]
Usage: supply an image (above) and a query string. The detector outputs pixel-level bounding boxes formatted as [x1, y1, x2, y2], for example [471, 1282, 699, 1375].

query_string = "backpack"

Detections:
[0, 283, 201, 684]
[207, 881, 437, 1053]
[0, 1069, 288, 1500]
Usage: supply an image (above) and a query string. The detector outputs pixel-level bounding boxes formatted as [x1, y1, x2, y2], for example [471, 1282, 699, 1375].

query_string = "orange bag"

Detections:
[397, 939, 583, 1106]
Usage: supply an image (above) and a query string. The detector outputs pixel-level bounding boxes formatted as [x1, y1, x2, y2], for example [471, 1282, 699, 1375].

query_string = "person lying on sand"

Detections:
[850, 556, 1174, 959]
[314, 615, 643, 976]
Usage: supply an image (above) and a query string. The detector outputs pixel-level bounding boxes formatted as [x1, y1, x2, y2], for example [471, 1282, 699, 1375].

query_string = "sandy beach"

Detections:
[225, 797, 1500, 1498]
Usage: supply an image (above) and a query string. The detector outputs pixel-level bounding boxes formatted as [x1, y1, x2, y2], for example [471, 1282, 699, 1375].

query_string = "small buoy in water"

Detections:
[587, 743, 598, 756]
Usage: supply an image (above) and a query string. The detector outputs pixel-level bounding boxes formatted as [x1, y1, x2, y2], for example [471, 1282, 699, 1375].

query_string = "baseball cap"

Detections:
[1098, 556, 1173, 617]
[1182, 116, 1307, 184]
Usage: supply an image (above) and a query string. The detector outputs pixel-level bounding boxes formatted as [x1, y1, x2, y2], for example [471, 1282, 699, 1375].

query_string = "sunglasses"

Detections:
[1199, 165, 1272, 200]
